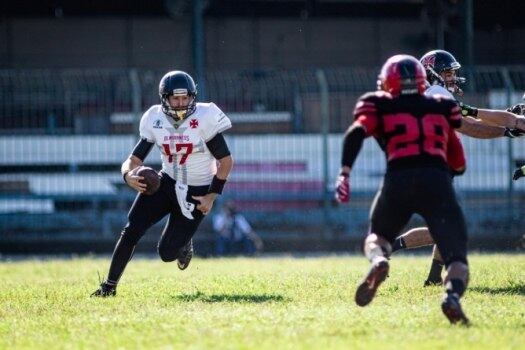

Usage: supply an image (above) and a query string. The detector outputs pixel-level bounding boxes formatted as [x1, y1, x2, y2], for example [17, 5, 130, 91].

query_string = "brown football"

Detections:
[134, 166, 161, 195]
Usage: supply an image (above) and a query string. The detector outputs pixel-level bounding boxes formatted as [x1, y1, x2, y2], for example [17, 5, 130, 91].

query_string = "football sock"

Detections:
[365, 245, 389, 264]
[391, 237, 406, 252]
[107, 236, 136, 285]
[426, 259, 444, 282]
[445, 278, 466, 297]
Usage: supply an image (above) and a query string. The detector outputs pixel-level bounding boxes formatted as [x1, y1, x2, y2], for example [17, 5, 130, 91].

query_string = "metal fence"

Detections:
[1, 67, 525, 253]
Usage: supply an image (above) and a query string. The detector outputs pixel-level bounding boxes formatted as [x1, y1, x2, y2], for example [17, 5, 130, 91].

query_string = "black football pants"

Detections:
[107, 172, 207, 284]
[369, 167, 468, 267]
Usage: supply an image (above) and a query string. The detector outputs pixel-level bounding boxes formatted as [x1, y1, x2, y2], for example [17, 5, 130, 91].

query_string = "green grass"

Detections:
[1, 254, 524, 349]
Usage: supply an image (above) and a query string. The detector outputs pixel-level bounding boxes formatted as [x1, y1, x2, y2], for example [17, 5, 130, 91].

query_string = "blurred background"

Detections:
[1, 0, 525, 255]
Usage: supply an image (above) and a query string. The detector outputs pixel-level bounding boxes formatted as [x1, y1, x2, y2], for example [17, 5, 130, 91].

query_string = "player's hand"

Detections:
[504, 127, 525, 138]
[192, 193, 217, 215]
[125, 169, 147, 193]
[513, 166, 525, 181]
[507, 104, 525, 116]
[335, 173, 350, 203]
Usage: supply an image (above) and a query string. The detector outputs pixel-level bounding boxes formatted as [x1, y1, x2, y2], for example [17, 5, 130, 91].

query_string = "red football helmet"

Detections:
[377, 54, 427, 96]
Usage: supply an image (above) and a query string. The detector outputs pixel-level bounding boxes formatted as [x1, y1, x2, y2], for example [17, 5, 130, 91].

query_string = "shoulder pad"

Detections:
[196, 103, 232, 141]
[359, 91, 392, 102]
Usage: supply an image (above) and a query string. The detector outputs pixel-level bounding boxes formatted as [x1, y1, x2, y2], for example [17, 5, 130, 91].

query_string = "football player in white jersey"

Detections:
[391, 50, 525, 286]
[92, 71, 233, 297]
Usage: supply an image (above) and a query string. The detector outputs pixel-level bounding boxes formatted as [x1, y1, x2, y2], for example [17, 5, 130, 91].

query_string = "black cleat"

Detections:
[424, 259, 444, 287]
[355, 258, 390, 307]
[90, 282, 116, 297]
[441, 293, 469, 325]
[177, 239, 193, 270]
[424, 278, 443, 287]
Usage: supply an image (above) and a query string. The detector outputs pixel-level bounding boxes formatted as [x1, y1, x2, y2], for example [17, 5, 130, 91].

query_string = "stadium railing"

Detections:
[1, 66, 524, 253]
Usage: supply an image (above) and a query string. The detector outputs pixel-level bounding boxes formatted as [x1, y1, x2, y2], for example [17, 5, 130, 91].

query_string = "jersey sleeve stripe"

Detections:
[355, 115, 378, 136]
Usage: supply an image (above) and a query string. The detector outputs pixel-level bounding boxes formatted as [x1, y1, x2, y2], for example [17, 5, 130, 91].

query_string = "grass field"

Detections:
[1, 254, 524, 350]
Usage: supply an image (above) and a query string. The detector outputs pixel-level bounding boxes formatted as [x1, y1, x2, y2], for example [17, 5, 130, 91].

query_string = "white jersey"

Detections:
[425, 84, 456, 100]
[139, 102, 232, 186]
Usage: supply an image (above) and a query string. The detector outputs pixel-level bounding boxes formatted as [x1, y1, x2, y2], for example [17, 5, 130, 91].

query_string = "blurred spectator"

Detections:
[212, 201, 263, 256]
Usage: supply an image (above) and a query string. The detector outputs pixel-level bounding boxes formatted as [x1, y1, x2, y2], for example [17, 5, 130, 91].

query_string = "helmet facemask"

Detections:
[425, 62, 466, 96]
[161, 89, 197, 122]
[438, 68, 466, 96]
[158, 71, 198, 123]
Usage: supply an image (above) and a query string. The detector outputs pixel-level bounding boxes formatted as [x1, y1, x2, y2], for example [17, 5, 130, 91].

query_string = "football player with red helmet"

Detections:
[392, 50, 525, 286]
[335, 55, 470, 324]
[91, 71, 234, 297]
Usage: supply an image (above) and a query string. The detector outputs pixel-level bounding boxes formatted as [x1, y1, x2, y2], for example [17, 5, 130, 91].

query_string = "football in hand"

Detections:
[134, 166, 161, 195]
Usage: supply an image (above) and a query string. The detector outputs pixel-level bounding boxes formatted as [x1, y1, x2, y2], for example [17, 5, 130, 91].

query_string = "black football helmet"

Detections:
[420, 50, 466, 95]
[159, 71, 197, 121]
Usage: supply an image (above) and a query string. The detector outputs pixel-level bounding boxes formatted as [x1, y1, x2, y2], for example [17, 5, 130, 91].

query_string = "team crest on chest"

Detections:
[189, 119, 199, 129]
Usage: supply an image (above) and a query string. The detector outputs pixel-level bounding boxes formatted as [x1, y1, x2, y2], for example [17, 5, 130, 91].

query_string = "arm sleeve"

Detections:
[449, 103, 462, 129]
[341, 123, 367, 168]
[131, 138, 155, 161]
[205, 133, 231, 160]
[447, 129, 466, 175]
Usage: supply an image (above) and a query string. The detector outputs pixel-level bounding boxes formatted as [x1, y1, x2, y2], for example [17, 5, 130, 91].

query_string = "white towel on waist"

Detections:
[175, 183, 195, 220]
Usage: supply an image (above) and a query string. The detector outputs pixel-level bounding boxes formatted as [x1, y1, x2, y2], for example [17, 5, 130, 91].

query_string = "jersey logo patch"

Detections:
[189, 119, 199, 129]
[153, 119, 163, 129]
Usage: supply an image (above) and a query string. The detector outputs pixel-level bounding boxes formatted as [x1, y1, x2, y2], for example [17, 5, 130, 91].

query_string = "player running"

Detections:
[91, 71, 233, 297]
[335, 54, 470, 324]
[390, 50, 525, 286]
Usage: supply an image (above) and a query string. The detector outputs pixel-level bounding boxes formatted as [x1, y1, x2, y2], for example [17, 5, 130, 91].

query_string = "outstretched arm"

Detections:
[457, 116, 506, 139]
[460, 103, 525, 133]
[477, 108, 525, 130]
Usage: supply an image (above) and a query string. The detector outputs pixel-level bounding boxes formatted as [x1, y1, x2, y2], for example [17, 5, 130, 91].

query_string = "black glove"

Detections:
[504, 128, 525, 138]
[513, 166, 525, 180]
[507, 104, 525, 116]
[459, 102, 478, 117]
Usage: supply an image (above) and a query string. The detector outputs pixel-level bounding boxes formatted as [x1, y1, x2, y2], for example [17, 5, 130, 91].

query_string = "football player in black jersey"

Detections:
[391, 51, 525, 286]
[335, 54, 470, 324]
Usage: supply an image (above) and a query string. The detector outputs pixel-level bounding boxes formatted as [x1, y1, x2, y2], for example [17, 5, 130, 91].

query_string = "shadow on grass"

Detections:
[173, 291, 289, 303]
[470, 284, 525, 296]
